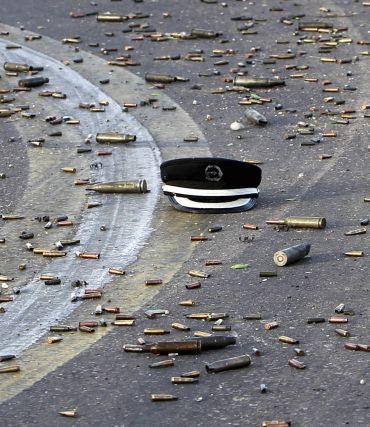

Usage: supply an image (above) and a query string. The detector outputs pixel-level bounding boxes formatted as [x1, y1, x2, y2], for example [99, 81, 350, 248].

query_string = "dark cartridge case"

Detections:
[18, 77, 49, 88]
[234, 76, 285, 88]
[196, 335, 236, 350]
[97, 14, 127, 22]
[307, 317, 325, 324]
[86, 180, 147, 194]
[244, 109, 268, 125]
[191, 29, 219, 39]
[298, 21, 333, 30]
[206, 354, 251, 373]
[96, 133, 136, 143]
[273, 243, 311, 266]
[0, 355, 15, 362]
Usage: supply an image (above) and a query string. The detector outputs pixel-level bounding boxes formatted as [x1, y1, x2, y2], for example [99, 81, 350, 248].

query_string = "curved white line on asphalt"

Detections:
[0, 40, 161, 355]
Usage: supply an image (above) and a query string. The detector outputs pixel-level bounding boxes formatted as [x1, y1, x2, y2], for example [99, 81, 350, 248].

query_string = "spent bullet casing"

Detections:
[0, 354, 15, 362]
[307, 317, 325, 324]
[171, 377, 198, 384]
[234, 76, 285, 88]
[151, 394, 178, 402]
[0, 365, 21, 374]
[266, 217, 326, 229]
[4, 62, 32, 72]
[96, 133, 136, 143]
[86, 180, 147, 194]
[18, 77, 49, 88]
[181, 370, 200, 378]
[150, 359, 175, 368]
[206, 354, 251, 373]
[274, 243, 311, 266]
[145, 73, 176, 84]
[279, 336, 299, 345]
[288, 358, 306, 369]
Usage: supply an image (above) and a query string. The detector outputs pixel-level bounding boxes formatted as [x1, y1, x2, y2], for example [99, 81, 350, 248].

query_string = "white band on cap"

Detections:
[173, 195, 255, 209]
[162, 184, 259, 198]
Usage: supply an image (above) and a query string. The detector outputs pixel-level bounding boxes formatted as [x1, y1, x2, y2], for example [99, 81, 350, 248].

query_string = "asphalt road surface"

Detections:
[0, 0, 369, 426]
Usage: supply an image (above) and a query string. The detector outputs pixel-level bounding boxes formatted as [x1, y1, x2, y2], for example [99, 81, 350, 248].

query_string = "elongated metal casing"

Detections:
[145, 73, 176, 84]
[97, 14, 127, 22]
[171, 376, 198, 384]
[191, 28, 218, 39]
[188, 270, 210, 278]
[243, 313, 262, 320]
[196, 335, 236, 350]
[288, 358, 306, 369]
[0, 365, 21, 374]
[151, 394, 178, 402]
[274, 243, 311, 266]
[344, 251, 364, 257]
[150, 359, 174, 368]
[307, 317, 325, 324]
[50, 325, 77, 332]
[4, 62, 31, 72]
[181, 370, 200, 378]
[206, 354, 251, 373]
[96, 133, 136, 143]
[145, 341, 201, 355]
[0, 355, 15, 362]
[267, 217, 326, 229]
[18, 77, 49, 88]
[279, 336, 299, 344]
[298, 21, 333, 30]
[335, 328, 350, 337]
[86, 180, 147, 194]
[244, 108, 267, 125]
[234, 77, 285, 88]
[172, 322, 190, 331]
[262, 421, 291, 427]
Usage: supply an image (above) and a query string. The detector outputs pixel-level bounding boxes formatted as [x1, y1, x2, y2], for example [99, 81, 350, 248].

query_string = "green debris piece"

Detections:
[231, 264, 250, 270]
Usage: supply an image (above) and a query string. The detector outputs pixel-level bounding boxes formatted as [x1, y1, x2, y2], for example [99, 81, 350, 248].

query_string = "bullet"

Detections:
[208, 226, 222, 233]
[112, 320, 135, 326]
[344, 343, 359, 351]
[279, 336, 299, 344]
[150, 360, 175, 368]
[262, 421, 291, 427]
[273, 243, 311, 267]
[234, 76, 285, 88]
[335, 328, 350, 337]
[252, 348, 261, 357]
[145, 341, 200, 355]
[185, 313, 210, 319]
[191, 29, 219, 39]
[59, 410, 77, 418]
[243, 313, 262, 320]
[195, 335, 236, 350]
[259, 272, 277, 277]
[86, 180, 147, 194]
[260, 384, 267, 393]
[172, 323, 190, 331]
[179, 300, 196, 306]
[207, 313, 229, 321]
[97, 14, 127, 22]
[242, 224, 258, 230]
[244, 108, 267, 125]
[96, 133, 136, 143]
[50, 325, 77, 332]
[0, 275, 14, 282]
[188, 271, 210, 278]
[191, 236, 209, 242]
[212, 325, 231, 332]
[18, 77, 49, 88]
[145, 279, 163, 286]
[81, 292, 102, 299]
[4, 62, 33, 72]
[1, 215, 25, 220]
[186, 282, 201, 289]
[102, 306, 120, 313]
[76, 252, 100, 259]
[47, 336, 63, 344]
[108, 267, 125, 275]
[45, 279, 61, 286]
[307, 317, 326, 324]
[288, 359, 306, 369]
[145, 309, 169, 319]
[116, 315, 136, 321]
[171, 377, 198, 384]
[151, 394, 178, 402]
[329, 316, 348, 324]
[145, 73, 176, 84]
[0, 297, 14, 303]
[79, 322, 99, 328]
[0, 355, 15, 362]
[206, 354, 251, 373]
[266, 217, 326, 229]
[298, 21, 333, 30]
[344, 251, 364, 257]
[181, 370, 200, 378]
[344, 228, 367, 236]
[264, 321, 279, 330]
[42, 251, 67, 257]
[144, 329, 170, 335]
[0, 365, 21, 374]
[123, 344, 144, 353]
[194, 331, 212, 337]
[59, 239, 80, 246]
